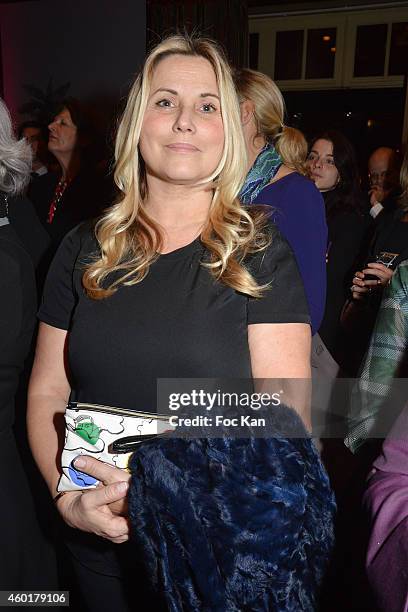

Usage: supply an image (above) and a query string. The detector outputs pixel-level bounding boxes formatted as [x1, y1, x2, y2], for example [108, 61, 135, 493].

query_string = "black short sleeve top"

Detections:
[38, 223, 310, 411]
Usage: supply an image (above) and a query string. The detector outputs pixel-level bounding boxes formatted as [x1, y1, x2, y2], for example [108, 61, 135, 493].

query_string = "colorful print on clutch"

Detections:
[58, 401, 172, 492]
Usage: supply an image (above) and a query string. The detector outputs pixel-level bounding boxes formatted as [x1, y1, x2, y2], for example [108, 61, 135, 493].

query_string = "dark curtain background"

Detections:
[147, 0, 248, 68]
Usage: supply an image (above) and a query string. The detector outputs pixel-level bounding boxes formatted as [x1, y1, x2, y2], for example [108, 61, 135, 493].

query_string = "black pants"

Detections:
[64, 531, 166, 612]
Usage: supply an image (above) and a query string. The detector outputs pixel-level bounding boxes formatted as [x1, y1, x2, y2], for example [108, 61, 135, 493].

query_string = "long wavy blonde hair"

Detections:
[83, 35, 271, 299]
[233, 68, 307, 175]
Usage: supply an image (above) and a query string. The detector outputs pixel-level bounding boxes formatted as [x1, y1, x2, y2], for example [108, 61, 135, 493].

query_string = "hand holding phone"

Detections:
[351, 252, 397, 299]
[363, 251, 398, 281]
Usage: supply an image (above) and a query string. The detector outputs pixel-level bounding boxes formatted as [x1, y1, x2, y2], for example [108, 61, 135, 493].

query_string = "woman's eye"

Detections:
[156, 99, 173, 108]
[201, 103, 216, 113]
[326, 158, 335, 166]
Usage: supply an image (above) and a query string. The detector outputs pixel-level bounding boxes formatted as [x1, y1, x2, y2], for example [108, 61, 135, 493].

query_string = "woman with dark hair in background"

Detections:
[306, 132, 378, 612]
[0, 98, 56, 590]
[235, 68, 327, 335]
[307, 130, 368, 370]
[29, 97, 109, 251]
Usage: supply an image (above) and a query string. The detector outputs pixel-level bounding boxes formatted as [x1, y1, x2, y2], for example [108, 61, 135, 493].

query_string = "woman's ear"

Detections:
[240, 100, 255, 127]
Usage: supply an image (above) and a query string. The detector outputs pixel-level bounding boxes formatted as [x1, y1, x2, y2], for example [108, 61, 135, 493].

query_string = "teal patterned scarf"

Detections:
[239, 143, 282, 204]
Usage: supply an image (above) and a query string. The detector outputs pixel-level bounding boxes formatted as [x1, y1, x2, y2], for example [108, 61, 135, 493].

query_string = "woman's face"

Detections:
[139, 54, 224, 188]
[48, 108, 78, 156]
[307, 139, 340, 192]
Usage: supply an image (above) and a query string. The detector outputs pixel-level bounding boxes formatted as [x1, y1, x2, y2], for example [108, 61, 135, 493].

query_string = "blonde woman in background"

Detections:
[234, 68, 327, 335]
[28, 36, 334, 611]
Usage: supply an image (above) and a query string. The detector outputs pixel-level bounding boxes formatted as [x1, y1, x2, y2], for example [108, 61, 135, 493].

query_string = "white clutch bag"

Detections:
[58, 401, 172, 492]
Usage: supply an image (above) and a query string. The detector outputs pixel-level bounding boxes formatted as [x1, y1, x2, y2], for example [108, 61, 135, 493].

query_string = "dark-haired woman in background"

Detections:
[29, 98, 109, 251]
[307, 131, 369, 369]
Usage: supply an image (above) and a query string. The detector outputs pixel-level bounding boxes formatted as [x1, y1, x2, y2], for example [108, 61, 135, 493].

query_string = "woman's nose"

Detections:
[173, 106, 195, 133]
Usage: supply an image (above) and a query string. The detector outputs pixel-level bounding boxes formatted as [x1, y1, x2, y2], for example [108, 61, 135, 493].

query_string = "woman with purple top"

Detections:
[234, 68, 327, 335]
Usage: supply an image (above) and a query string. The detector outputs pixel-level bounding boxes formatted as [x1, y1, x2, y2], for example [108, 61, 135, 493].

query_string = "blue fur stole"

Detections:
[128, 404, 335, 611]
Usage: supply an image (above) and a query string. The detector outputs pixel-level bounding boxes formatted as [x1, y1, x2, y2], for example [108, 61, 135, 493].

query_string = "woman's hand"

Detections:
[351, 264, 394, 300]
[73, 455, 131, 517]
[55, 456, 131, 543]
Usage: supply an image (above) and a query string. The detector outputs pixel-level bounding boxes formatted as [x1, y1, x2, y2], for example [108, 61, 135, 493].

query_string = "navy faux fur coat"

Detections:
[129, 404, 335, 611]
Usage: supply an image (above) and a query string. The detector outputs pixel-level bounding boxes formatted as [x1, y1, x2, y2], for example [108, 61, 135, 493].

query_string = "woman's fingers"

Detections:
[351, 285, 369, 293]
[361, 267, 393, 287]
[71, 456, 130, 516]
[351, 285, 368, 300]
[82, 480, 129, 510]
[57, 485, 130, 543]
[352, 264, 394, 293]
[364, 262, 394, 278]
[351, 271, 369, 295]
[352, 275, 365, 287]
[73, 455, 130, 486]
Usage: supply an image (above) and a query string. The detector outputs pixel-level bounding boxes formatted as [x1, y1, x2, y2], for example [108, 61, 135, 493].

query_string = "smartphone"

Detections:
[364, 251, 399, 281]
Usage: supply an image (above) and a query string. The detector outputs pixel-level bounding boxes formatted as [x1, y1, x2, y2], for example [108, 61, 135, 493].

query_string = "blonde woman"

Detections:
[234, 68, 327, 335]
[28, 36, 334, 611]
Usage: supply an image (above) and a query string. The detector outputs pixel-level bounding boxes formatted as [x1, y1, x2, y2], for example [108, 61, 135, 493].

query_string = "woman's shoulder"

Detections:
[244, 217, 293, 268]
[0, 224, 30, 260]
[282, 172, 322, 199]
[28, 171, 59, 206]
[53, 221, 99, 265]
[29, 170, 59, 191]
[0, 225, 35, 287]
[279, 171, 314, 186]
[261, 172, 322, 203]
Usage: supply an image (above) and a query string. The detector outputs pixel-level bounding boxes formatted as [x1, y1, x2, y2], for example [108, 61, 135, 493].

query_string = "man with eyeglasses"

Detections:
[368, 147, 401, 220]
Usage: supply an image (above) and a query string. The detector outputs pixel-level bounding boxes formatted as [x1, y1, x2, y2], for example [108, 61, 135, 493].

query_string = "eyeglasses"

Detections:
[368, 171, 389, 182]
[307, 152, 336, 167]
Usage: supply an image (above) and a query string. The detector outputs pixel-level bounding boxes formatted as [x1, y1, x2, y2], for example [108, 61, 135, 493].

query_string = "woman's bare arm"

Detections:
[248, 322, 312, 430]
[27, 322, 71, 495]
[27, 322, 130, 543]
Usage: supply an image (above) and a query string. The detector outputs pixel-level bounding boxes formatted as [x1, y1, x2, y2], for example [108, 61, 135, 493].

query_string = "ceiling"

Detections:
[1, 0, 406, 11]
[248, 0, 408, 12]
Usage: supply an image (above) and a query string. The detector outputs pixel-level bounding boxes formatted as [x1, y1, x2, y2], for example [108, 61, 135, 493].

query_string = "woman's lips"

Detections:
[166, 143, 199, 152]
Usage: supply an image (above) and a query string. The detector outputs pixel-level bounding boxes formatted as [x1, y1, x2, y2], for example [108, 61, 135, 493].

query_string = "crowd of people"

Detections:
[1, 32, 407, 611]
